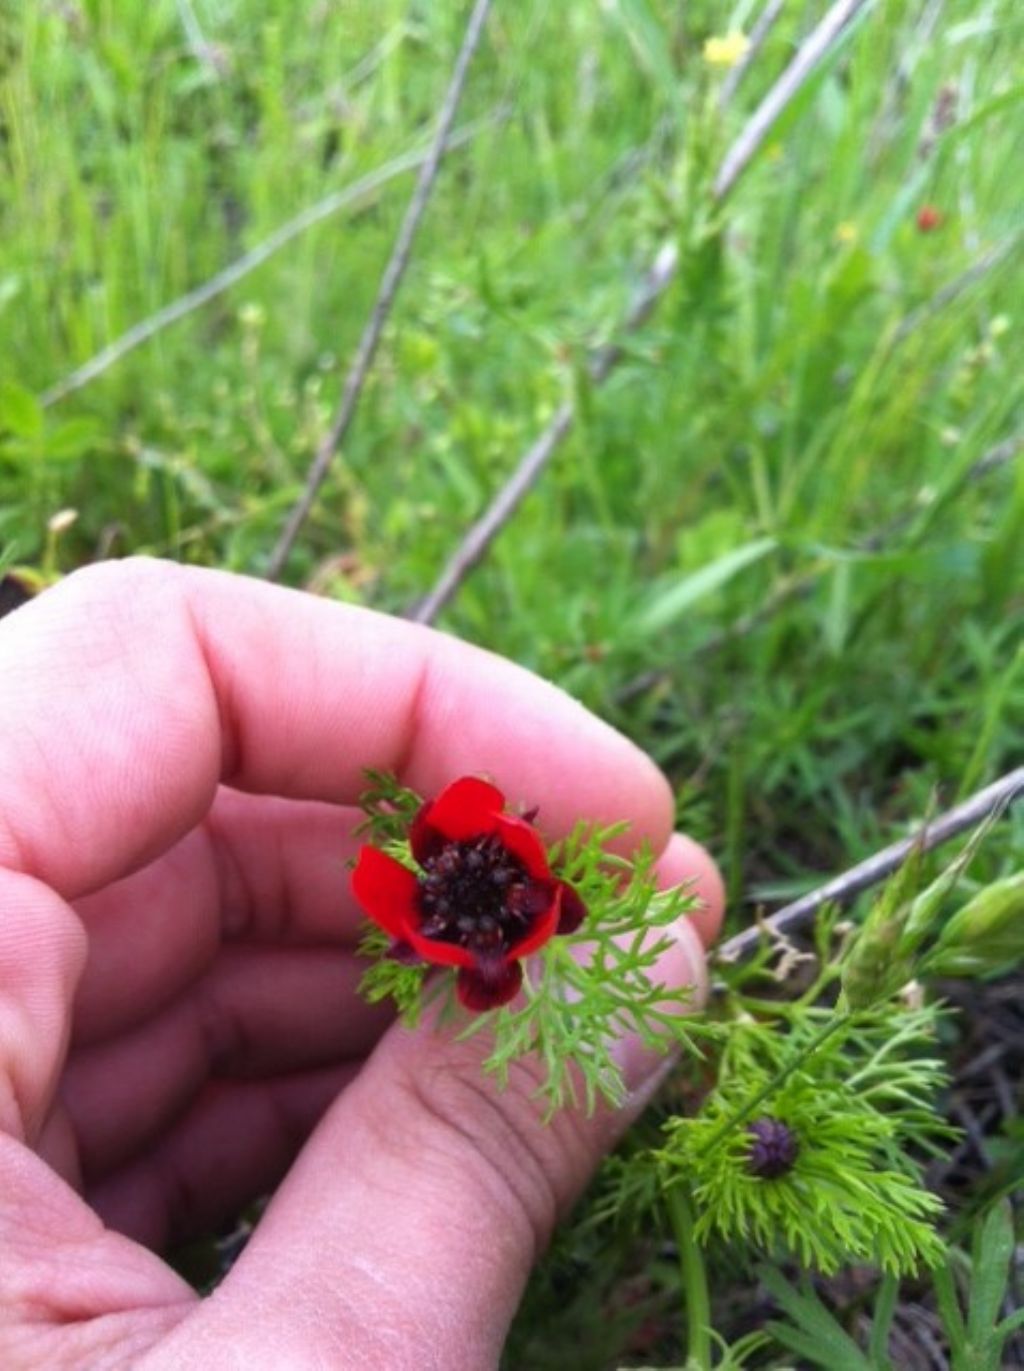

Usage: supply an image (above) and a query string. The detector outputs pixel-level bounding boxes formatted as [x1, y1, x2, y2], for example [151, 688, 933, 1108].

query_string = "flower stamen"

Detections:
[418, 833, 545, 955]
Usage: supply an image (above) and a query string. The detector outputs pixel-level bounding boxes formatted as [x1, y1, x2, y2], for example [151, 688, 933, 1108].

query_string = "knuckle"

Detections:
[39, 558, 186, 673]
[61, 555, 177, 598]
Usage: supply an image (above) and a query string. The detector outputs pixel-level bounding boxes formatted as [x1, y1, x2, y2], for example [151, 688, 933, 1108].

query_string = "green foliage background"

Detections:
[2, 0, 1023, 949]
[4, 0, 1021, 908]
[2, 0, 1023, 1361]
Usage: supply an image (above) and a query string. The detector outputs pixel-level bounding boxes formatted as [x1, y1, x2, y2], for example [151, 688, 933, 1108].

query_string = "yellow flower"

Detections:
[835, 221, 858, 246]
[703, 30, 750, 68]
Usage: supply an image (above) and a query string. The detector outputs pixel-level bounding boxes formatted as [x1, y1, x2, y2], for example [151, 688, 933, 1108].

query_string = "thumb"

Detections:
[146, 890, 713, 1370]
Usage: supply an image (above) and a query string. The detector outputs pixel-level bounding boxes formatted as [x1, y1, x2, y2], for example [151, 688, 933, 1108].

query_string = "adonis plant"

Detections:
[351, 771, 1024, 1366]
[352, 771, 709, 1112]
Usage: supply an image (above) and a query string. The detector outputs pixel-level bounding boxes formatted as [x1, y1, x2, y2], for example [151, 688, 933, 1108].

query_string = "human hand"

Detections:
[0, 559, 722, 1369]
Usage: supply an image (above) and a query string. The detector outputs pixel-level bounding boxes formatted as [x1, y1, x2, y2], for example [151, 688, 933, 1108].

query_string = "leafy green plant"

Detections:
[760, 1267, 899, 1371]
[356, 769, 1024, 1366]
[3, 0, 1023, 1362]
[933, 1200, 1024, 1371]
[761, 1202, 1024, 1371]
[354, 770, 708, 1114]
[658, 1007, 949, 1276]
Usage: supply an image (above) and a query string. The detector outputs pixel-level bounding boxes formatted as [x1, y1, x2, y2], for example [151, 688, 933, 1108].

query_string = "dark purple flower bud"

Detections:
[746, 1116, 799, 1180]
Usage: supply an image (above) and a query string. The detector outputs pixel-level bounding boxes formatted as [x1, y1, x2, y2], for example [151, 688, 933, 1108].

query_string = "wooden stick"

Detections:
[893, 232, 1022, 344]
[414, 0, 873, 624]
[265, 0, 496, 579]
[715, 766, 1024, 966]
[614, 430, 1022, 703]
[719, 0, 787, 111]
[174, 0, 222, 78]
[410, 244, 679, 624]
[40, 118, 495, 409]
[714, 0, 869, 200]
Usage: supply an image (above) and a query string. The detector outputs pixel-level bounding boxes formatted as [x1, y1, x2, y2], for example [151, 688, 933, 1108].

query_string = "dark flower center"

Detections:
[746, 1116, 799, 1180]
[417, 834, 550, 956]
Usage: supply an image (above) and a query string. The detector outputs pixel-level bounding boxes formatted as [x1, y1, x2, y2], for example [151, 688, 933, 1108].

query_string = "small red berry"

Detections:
[916, 205, 943, 233]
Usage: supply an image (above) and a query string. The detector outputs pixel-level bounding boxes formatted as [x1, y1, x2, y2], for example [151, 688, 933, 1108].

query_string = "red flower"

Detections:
[352, 776, 586, 1010]
[916, 204, 943, 232]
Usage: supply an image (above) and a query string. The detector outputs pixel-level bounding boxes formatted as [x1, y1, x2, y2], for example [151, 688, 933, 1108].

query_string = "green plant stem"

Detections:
[667, 1182, 712, 1370]
[695, 1012, 854, 1160]
[793, 965, 841, 1009]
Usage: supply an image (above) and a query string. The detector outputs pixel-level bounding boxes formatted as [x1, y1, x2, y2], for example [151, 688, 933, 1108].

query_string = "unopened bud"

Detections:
[929, 873, 1024, 977]
[841, 910, 914, 1008]
[841, 850, 924, 1007]
[747, 1117, 799, 1179]
[47, 507, 78, 535]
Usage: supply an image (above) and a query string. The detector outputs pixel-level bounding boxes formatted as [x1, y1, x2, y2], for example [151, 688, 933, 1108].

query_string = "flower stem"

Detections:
[694, 1010, 854, 1161]
[667, 1182, 712, 1369]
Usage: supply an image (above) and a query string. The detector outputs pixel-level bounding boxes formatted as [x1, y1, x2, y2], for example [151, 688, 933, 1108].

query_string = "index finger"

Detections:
[0, 559, 673, 901]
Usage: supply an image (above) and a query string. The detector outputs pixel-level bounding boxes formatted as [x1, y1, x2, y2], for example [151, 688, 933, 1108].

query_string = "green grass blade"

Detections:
[637, 538, 776, 635]
[867, 1273, 899, 1368]
[759, 1268, 872, 1370]
[966, 1201, 1015, 1355]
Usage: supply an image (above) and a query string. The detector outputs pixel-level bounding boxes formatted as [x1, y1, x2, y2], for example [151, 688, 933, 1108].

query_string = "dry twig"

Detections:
[715, 766, 1024, 967]
[266, 0, 496, 580]
[713, 0, 870, 200]
[175, 0, 223, 78]
[719, 0, 787, 109]
[413, 0, 873, 624]
[614, 427, 1023, 704]
[411, 243, 679, 624]
[893, 231, 1022, 344]
[40, 118, 494, 409]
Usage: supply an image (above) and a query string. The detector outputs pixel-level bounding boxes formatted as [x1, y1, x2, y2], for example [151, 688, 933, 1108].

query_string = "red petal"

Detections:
[495, 813, 551, 879]
[507, 891, 559, 959]
[555, 880, 587, 935]
[426, 776, 505, 841]
[409, 799, 444, 864]
[457, 959, 523, 1011]
[404, 924, 476, 969]
[351, 847, 420, 940]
